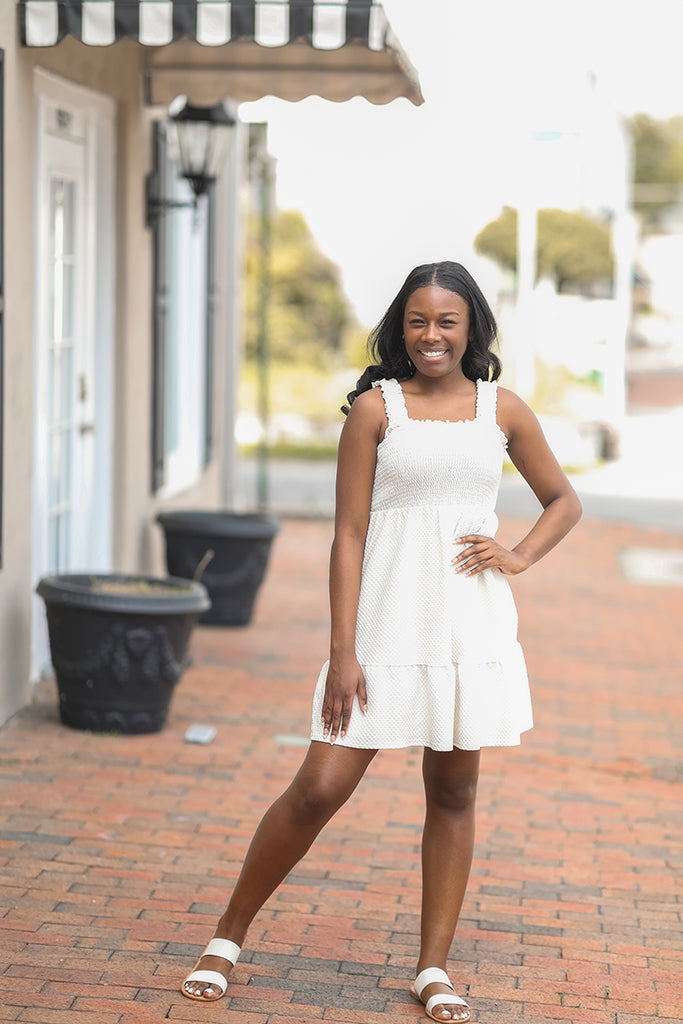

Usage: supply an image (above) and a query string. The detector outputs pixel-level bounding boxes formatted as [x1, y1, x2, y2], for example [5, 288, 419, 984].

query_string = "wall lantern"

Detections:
[146, 96, 236, 227]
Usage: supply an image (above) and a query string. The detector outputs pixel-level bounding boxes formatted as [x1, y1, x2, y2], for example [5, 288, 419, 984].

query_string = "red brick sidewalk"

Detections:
[1, 515, 682, 1024]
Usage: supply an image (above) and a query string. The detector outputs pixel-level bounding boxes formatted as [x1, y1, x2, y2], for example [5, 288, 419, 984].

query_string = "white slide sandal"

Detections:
[410, 967, 470, 1022]
[181, 937, 241, 1001]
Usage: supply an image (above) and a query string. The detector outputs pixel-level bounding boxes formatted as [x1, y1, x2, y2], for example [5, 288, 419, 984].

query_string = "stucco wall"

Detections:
[0, 29, 235, 725]
[28, 38, 228, 575]
[0, 13, 44, 723]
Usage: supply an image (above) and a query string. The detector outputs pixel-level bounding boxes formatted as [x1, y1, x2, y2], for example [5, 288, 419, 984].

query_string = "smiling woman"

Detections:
[403, 288, 470, 380]
[180, 260, 582, 1023]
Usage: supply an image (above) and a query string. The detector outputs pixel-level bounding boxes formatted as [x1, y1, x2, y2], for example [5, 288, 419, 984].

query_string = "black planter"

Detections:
[156, 510, 280, 626]
[36, 573, 210, 734]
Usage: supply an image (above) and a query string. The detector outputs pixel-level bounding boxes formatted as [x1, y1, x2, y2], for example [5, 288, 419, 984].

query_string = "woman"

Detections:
[181, 261, 582, 1022]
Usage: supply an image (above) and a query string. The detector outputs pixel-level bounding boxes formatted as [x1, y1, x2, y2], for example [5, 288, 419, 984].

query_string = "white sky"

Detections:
[239, 0, 683, 325]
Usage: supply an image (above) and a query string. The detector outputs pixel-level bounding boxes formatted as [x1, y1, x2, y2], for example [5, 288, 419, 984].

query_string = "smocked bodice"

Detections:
[370, 378, 508, 513]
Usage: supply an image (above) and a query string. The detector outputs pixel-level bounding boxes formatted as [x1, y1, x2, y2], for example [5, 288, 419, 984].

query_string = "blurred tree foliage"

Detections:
[629, 113, 683, 227]
[474, 206, 614, 292]
[243, 209, 356, 366]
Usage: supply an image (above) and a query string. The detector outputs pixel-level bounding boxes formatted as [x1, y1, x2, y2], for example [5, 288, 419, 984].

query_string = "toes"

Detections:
[184, 983, 219, 1000]
[434, 1007, 468, 1022]
[183, 982, 212, 999]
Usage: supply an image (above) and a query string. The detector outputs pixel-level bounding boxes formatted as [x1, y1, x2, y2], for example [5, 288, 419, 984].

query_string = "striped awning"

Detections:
[19, 1, 423, 106]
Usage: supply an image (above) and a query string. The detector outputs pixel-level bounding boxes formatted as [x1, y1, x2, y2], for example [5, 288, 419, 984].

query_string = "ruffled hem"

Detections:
[310, 648, 533, 752]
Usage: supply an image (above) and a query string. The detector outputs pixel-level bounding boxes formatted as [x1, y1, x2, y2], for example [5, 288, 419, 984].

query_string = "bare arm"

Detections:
[453, 388, 582, 576]
[322, 387, 384, 741]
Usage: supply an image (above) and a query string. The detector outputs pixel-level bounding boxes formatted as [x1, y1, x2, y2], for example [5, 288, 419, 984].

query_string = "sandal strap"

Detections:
[204, 938, 241, 964]
[414, 967, 453, 998]
[183, 969, 228, 995]
[425, 992, 468, 1014]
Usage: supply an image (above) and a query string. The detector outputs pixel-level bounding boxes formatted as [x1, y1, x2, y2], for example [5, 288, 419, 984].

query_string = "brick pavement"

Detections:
[0, 513, 682, 1024]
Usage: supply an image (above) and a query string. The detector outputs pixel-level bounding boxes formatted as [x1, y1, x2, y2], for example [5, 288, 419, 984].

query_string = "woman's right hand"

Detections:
[323, 388, 382, 745]
[321, 654, 368, 743]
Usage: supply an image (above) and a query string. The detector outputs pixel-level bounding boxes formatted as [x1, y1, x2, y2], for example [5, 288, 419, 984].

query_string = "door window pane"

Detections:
[47, 174, 77, 573]
[49, 179, 75, 343]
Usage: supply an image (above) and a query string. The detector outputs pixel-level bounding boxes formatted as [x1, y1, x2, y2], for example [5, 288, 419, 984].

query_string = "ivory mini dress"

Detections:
[310, 377, 533, 752]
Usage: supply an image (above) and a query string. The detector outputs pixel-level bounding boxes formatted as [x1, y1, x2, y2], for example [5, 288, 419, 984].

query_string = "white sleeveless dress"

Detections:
[310, 377, 533, 752]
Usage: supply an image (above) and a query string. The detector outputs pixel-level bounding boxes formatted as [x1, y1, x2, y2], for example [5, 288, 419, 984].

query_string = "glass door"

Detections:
[32, 76, 115, 680]
[33, 102, 91, 675]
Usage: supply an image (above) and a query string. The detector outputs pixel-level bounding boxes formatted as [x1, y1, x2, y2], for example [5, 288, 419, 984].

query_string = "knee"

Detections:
[285, 774, 347, 828]
[425, 774, 478, 816]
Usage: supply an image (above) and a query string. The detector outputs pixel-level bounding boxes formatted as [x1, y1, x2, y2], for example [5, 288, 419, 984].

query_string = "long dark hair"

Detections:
[343, 261, 501, 413]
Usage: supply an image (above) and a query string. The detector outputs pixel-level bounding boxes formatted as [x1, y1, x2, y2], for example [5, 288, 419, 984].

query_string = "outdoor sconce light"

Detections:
[146, 96, 236, 227]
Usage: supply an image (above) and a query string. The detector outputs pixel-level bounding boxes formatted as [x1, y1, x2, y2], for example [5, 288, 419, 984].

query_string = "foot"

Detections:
[412, 967, 470, 1023]
[420, 980, 470, 1021]
[181, 937, 240, 1001]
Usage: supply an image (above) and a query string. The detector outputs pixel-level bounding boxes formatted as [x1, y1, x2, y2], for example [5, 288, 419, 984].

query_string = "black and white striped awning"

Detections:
[19, 1, 423, 106]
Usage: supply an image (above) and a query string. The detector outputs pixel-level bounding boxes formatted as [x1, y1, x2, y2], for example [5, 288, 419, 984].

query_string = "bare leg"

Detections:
[416, 746, 480, 1022]
[183, 740, 378, 999]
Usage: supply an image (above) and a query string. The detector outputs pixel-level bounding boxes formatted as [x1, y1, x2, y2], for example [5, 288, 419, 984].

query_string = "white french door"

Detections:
[38, 135, 89, 572]
[32, 75, 115, 677]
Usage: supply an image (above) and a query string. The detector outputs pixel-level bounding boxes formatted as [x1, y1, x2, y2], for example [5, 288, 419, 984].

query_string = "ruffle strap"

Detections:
[374, 378, 408, 432]
[475, 379, 497, 420]
[476, 380, 508, 449]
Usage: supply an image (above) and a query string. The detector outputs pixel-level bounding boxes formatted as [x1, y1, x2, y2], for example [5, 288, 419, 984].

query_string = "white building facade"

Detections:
[0, 0, 422, 726]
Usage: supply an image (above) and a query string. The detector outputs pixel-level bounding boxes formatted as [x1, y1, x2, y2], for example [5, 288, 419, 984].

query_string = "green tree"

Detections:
[243, 209, 354, 366]
[629, 113, 683, 226]
[474, 206, 614, 292]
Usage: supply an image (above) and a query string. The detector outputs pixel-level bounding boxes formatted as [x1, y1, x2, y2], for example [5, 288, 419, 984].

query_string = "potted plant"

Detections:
[156, 510, 280, 627]
[36, 573, 210, 734]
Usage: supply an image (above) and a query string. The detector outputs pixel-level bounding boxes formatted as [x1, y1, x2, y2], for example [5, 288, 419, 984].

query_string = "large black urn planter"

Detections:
[36, 573, 210, 734]
[156, 510, 281, 627]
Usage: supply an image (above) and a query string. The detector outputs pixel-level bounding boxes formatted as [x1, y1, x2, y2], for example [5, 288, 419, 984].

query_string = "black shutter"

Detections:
[204, 182, 216, 466]
[0, 52, 4, 568]
[150, 121, 168, 493]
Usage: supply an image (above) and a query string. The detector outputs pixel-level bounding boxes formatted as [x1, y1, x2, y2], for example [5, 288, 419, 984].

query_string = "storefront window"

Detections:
[0, 51, 5, 568]
[150, 121, 215, 494]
